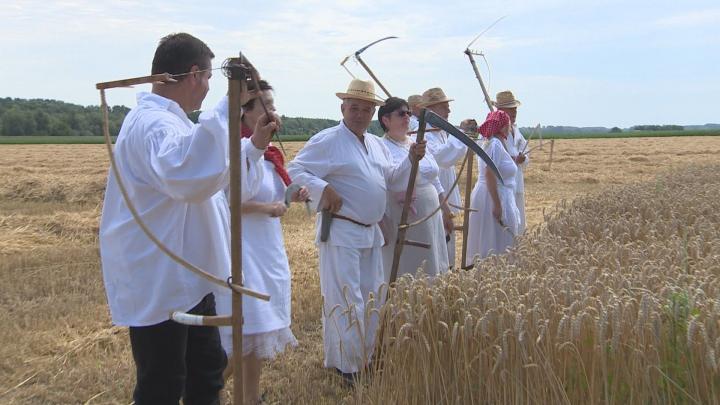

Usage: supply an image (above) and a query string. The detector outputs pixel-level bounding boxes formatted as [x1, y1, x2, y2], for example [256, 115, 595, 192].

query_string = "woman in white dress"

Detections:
[465, 110, 521, 267]
[378, 97, 451, 282]
[219, 80, 308, 403]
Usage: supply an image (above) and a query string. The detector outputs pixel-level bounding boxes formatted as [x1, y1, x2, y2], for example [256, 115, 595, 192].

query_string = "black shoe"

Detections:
[334, 368, 359, 387]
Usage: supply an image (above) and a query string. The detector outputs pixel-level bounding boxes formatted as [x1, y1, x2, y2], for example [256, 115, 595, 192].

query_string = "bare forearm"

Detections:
[486, 167, 501, 207]
[241, 201, 268, 215]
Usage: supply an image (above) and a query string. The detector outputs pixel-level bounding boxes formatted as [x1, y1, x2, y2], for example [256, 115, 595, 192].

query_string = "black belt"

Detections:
[331, 213, 372, 227]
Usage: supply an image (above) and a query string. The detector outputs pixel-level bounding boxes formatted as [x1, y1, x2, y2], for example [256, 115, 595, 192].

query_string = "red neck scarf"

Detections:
[241, 124, 291, 186]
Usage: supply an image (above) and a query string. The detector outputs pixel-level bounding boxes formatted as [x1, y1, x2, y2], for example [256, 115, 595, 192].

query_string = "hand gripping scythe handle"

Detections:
[388, 109, 428, 285]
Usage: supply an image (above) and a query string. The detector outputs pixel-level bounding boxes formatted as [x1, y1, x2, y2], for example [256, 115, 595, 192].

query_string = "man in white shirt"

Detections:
[99, 33, 278, 404]
[420, 87, 467, 268]
[288, 79, 425, 383]
[494, 90, 529, 234]
[407, 94, 422, 132]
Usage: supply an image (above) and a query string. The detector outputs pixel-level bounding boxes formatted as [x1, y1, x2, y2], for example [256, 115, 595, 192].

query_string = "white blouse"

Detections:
[382, 135, 443, 195]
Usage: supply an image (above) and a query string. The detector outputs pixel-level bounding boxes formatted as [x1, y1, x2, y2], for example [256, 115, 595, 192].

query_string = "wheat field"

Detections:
[1, 136, 719, 404]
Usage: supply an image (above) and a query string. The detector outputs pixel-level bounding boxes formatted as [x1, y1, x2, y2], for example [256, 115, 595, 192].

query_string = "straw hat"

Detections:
[407, 94, 423, 108]
[419, 87, 454, 107]
[336, 79, 384, 105]
[493, 90, 522, 108]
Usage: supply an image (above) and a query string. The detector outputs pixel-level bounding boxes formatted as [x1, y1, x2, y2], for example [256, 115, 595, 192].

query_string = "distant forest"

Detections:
[0, 97, 383, 137]
[1, 97, 716, 138]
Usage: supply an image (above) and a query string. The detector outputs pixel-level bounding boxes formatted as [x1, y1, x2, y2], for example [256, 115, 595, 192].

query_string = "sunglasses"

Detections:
[394, 110, 412, 117]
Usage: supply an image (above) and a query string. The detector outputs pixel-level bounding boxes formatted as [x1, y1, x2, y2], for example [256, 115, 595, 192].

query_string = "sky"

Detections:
[2, 0, 719, 128]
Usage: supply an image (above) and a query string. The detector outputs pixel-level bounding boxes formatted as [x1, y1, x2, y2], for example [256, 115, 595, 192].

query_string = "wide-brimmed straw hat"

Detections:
[419, 87, 454, 108]
[336, 79, 384, 105]
[493, 90, 522, 108]
[407, 94, 423, 108]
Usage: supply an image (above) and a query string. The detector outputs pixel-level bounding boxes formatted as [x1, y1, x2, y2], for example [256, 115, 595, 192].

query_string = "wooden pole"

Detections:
[95, 73, 176, 89]
[388, 109, 426, 284]
[461, 50, 495, 269]
[548, 139, 555, 170]
[228, 72, 245, 405]
[465, 50, 495, 111]
[355, 56, 391, 98]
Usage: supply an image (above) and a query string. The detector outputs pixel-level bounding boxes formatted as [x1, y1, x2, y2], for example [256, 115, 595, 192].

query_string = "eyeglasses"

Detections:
[394, 110, 412, 117]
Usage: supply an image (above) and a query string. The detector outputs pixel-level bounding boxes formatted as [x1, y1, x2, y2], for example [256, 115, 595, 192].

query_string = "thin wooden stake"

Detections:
[548, 139, 555, 170]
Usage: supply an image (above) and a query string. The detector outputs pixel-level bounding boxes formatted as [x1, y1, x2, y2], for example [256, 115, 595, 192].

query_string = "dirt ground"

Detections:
[1, 136, 718, 404]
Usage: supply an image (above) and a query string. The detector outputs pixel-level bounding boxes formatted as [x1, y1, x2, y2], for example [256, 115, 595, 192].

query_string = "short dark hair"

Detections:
[242, 80, 273, 111]
[151, 33, 214, 79]
[377, 97, 409, 132]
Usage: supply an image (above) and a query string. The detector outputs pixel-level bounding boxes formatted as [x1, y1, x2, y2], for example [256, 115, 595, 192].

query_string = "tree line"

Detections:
[0, 98, 129, 137]
[631, 125, 684, 131]
[0, 97, 383, 137]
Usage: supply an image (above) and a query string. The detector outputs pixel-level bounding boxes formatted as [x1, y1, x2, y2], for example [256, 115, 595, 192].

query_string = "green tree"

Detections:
[1, 108, 37, 135]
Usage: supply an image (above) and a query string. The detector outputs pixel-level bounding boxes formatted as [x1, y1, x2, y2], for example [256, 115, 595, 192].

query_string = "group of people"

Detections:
[98, 33, 529, 404]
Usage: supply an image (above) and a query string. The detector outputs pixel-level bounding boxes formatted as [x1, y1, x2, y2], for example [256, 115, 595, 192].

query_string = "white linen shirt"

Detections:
[99, 92, 265, 327]
[424, 126, 467, 212]
[502, 124, 529, 194]
[288, 121, 412, 248]
[408, 115, 419, 132]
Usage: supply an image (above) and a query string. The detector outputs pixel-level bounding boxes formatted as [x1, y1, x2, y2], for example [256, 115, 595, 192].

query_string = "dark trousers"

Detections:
[129, 293, 228, 405]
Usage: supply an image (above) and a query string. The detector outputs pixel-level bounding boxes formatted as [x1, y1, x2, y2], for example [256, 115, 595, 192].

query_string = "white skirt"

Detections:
[465, 182, 520, 267]
[242, 327, 298, 360]
[382, 183, 450, 282]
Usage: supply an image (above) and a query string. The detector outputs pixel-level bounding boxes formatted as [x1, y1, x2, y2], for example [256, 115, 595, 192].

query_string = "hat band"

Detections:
[346, 89, 377, 96]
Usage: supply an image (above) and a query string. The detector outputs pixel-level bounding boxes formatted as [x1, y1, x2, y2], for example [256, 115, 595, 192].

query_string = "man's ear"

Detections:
[188, 64, 201, 83]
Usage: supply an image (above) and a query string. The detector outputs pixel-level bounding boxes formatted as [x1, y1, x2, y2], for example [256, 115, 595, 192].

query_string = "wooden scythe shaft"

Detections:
[465, 50, 495, 111]
[228, 76, 245, 405]
[355, 55, 392, 98]
[460, 50, 495, 269]
[388, 109, 426, 285]
[95, 73, 176, 89]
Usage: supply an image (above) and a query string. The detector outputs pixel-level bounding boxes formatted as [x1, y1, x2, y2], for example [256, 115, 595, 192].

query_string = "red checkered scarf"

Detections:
[241, 124, 291, 186]
[479, 110, 511, 140]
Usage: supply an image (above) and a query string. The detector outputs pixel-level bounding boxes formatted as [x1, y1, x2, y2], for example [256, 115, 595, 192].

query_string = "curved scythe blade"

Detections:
[355, 36, 398, 56]
[466, 15, 507, 49]
[424, 110, 505, 185]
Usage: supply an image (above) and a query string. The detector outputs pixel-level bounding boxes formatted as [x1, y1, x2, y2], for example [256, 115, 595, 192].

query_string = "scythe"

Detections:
[339, 36, 397, 98]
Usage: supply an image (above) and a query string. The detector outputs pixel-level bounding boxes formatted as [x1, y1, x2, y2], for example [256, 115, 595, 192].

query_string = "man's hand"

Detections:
[441, 202, 455, 233]
[250, 112, 281, 150]
[514, 152, 526, 165]
[320, 186, 343, 213]
[409, 140, 427, 163]
[264, 202, 288, 217]
[291, 186, 310, 203]
[460, 119, 478, 133]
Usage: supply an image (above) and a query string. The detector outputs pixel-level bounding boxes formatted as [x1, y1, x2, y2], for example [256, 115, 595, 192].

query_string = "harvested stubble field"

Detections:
[1, 136, 718, 404]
